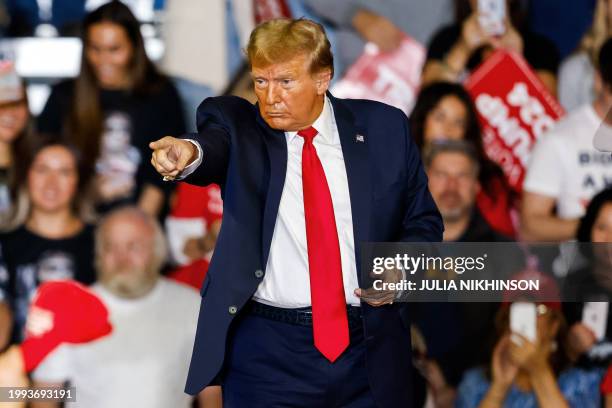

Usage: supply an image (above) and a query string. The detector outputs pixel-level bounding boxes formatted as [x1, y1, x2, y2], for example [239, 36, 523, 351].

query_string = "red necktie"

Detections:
[298, 126, 349, 362]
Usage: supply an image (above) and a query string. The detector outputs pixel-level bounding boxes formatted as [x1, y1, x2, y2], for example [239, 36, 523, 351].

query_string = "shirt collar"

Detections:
[286, 96, 336, 144]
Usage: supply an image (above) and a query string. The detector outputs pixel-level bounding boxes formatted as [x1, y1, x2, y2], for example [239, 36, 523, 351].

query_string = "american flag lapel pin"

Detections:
[356, 134, 365, 143]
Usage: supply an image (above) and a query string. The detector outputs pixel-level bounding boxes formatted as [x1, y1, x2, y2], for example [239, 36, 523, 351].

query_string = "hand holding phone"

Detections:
[478, 0, 506, 36]
[510, 302, 537, 343]
[582, 302, 608, 341]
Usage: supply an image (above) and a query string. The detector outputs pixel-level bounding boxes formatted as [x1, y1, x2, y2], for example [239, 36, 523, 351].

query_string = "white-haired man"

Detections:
[31, 207, 220, 408]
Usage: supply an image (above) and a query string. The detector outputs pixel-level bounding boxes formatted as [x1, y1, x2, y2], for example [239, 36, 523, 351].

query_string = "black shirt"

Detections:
[0, 224, 96, 342]
[457, 208, 512, 242]
[415, 209, 511, 386]
[0, 167, 12, 225]
[37, 79, 186, 215]
[563, 265, 612, 368]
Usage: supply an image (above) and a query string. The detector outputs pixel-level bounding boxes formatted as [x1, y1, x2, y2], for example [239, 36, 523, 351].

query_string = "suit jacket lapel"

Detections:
[255, 97, 371, 280]
[329, 95, 371, 282]
[256, 108, 288, 268]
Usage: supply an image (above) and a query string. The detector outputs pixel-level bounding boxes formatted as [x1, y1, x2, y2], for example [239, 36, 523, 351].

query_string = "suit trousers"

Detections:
[221, 309, 377, 407]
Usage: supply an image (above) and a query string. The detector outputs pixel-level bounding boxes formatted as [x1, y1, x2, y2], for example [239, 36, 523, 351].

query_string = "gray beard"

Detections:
[441, 207, 468, 224]
[101, 273, 159, 299]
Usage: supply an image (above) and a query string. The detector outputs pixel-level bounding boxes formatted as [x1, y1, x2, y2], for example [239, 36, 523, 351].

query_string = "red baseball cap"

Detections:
[20, 280, 113, 372]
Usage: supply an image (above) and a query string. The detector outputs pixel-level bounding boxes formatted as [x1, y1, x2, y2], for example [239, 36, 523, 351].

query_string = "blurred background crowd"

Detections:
[1, 0, 612, 407]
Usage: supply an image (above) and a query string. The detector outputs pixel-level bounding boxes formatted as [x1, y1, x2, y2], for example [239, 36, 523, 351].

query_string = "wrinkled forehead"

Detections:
[431, 152, 476, 171]
[103, 215, 154, 242]
[250, 53, 311, 78]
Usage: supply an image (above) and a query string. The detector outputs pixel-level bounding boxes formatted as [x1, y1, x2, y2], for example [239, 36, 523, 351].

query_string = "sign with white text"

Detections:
[465, 50, 565, 192]
[331, 35, 425, 115]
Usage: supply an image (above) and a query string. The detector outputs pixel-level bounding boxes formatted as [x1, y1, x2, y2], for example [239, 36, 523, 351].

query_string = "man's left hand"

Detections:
[354, 267, 403, 306]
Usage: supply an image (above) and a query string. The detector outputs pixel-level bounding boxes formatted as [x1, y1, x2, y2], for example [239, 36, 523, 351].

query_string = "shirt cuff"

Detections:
[395, 266, 407, 300]
[176, 139, 203, 180]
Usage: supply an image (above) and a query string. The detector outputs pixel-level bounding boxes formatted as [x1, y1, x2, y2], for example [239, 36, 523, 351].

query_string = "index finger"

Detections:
[149, 136, 174, 150]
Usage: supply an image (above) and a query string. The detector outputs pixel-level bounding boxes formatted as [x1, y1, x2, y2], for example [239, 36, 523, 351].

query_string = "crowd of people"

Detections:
[1, 0, 612, 407]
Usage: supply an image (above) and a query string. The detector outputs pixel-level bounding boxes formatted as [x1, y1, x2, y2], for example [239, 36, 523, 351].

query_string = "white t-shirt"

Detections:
[524, 104, 612, 219]
[33, 278, 201, 408]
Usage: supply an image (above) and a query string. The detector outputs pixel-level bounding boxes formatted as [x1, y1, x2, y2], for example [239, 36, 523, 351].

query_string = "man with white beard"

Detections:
[31, 206, 221, 408]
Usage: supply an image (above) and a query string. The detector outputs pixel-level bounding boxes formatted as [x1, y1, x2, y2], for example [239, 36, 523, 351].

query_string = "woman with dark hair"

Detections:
[563, 188, 612, 370]
[0, 66, 37, 231]
[421, 0, 560, 96]
[37, 0, 185, 219]
[456, 299, 603, 407]
[576, 188, 612, 244]
[410, 81, 515, 237]
[0, 138, 96, 344]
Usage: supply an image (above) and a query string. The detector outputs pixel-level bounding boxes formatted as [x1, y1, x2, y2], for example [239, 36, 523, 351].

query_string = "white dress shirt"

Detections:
[182, 97, 360, 307]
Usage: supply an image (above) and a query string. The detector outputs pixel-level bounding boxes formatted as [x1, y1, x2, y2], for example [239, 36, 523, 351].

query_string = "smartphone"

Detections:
[478, 0, 506, 36]
[0, 61, 22, 103]
[510, 302, 536, 343]
[582, 302, 608, 341]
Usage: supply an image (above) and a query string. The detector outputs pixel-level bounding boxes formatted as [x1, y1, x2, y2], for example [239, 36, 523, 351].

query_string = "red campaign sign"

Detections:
[465, 50, 565, 193]
[331, 35, 425, 115]
[166, 183, 223, 266]
[253, 0, 291, 24]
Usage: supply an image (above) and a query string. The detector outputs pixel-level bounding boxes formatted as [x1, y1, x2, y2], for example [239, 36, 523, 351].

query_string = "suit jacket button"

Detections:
[254, 269, 264, 278]
[228, 306, 238, 315]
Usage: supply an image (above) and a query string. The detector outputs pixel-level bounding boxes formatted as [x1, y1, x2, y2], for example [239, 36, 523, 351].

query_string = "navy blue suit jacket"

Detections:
[182, 93, 443, 407]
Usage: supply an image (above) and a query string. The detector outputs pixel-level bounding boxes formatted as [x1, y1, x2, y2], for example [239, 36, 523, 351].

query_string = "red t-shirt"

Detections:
[476, 175, 516, 238]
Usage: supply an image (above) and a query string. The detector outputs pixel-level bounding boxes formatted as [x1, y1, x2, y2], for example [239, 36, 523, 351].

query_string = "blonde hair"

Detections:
[580, 0, 612, 65]
[246, 18, 334, 79]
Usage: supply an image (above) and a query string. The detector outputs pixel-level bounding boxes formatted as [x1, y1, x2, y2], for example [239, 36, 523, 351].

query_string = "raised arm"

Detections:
[150, 98, 231, 187]
[149, 136, 199, 179]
